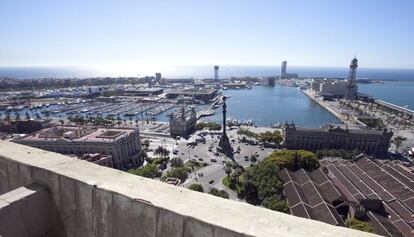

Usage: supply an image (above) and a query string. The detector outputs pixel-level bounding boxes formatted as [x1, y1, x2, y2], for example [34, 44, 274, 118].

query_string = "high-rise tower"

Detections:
[214, 65, 219, 81]
[347, 57, 358, 86]
[345, 57, 359, 99]
[281, 61, 287, 78]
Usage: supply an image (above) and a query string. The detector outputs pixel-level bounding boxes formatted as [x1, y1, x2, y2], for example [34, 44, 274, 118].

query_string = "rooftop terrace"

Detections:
[17, 126, 135, 143]
[0, 141, 379, 237]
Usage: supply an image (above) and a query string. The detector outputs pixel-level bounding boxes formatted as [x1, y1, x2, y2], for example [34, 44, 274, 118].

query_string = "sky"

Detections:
[1, 0, 414, 69]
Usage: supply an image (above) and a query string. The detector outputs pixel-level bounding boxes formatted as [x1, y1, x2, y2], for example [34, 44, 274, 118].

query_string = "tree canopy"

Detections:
[345, 218, 374, 233]
[188, 183, 204, 193]
[196, 122, 222, 131]
[154, 146, 170, 157]
[208, 188, 229, 199]
[262, 196, 289, 213]
[315, 149, 361, 160]
[264, 150, 319, 172]
[230, 150, 318, 212]
[128, 163, 161, 179]
[259, 130, 283, 144]
[237, 128, 259, 139]
[170, 157, 184, 168]
[165, 167, 189, 182]
[240, 160, 284, 205]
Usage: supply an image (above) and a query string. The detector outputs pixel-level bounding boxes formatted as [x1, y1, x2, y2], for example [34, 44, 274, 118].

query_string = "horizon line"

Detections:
[1, 63, 414, 71]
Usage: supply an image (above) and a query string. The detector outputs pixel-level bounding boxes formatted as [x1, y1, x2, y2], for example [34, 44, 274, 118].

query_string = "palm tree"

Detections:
[225, 162, 233, 180]
[394, 136, 404, 153]
[5, 111, 11, 122]
[14, 111, 20, 121]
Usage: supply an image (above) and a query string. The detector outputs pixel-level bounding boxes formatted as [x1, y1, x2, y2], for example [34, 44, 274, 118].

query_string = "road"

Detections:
[174, 127, 276, 200]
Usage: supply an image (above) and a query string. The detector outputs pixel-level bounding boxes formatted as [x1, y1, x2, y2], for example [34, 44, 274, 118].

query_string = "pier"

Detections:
[196, 95, 224, 120]
[302, 90, 362, 129]
[196, 109, 215, 120]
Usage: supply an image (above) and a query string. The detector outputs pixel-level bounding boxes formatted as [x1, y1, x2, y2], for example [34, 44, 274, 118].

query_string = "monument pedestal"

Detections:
[217, 134, 233, 158]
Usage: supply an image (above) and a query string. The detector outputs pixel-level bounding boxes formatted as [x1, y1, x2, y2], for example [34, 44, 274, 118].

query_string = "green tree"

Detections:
[230, 167, 243, 185]
[142, 139, 150, 148]
[394, 136, 404, 152]
[188, 183, 204, 192]
[165, 167, 189, 182]
[170, 157, 184, 168]
[14, 111, 20, 121]
[237, 128, 259, 139]
[154, 146, 169, 157]
[259, 130, 283, 144]
[196, 122, 222, 131]
[208, 188, 229, 199]
[138, 149, 148, 162]
[264, 150, 319, 172]
[5, 111, 11, 122]
[225, 162, 233, 179]
[345, 218, 374, 233]
[248, 161, 284, 202]
[262, 196, 289, 213]
[128, 163, 161, 179]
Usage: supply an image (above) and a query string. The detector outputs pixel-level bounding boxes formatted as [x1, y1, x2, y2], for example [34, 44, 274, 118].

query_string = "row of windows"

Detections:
[293, 136, 382, 144]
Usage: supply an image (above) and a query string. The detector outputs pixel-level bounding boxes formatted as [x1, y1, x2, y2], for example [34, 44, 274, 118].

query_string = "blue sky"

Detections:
[1, 0, 413, 69]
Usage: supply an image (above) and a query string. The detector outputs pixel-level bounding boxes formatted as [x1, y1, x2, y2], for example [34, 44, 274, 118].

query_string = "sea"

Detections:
[1, 65, 413, 127]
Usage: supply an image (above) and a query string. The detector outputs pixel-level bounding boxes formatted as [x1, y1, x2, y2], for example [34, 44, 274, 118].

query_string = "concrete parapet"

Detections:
[0, 184, 52, 237]
[0, 141, 379, 237]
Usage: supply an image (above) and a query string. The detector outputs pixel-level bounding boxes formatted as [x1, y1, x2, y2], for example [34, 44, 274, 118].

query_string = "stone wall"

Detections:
[0, 141, 379, 237]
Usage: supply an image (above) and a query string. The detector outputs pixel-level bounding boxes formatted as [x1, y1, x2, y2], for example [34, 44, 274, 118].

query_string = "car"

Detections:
[245, 158, 249, 161]
[198, 158, 203, 161]
[208, 180, 214, 184]
[210, 158, 217, 162]
[244, 155, 248, 159]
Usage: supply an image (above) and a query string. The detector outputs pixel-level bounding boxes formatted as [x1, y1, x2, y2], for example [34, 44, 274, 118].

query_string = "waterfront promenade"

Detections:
[302, 90, 362, 129]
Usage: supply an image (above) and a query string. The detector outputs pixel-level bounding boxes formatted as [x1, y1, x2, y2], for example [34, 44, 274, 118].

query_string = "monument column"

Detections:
[217, 96, 233, 158]
[222, 97, 227, 136]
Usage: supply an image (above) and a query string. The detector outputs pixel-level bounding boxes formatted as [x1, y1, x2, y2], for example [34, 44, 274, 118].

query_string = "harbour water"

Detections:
[198, 86, 341, 127]
[358, 81, 414, 110]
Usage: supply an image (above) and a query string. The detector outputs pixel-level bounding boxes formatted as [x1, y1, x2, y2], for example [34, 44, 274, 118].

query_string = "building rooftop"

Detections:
[280, 158, 414, 237]
[16, 126, 136, 143]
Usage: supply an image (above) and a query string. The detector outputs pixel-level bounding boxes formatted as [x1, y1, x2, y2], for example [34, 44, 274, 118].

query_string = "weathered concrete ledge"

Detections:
[0, 141, 379, 237]
[0, 184, 52, 237]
